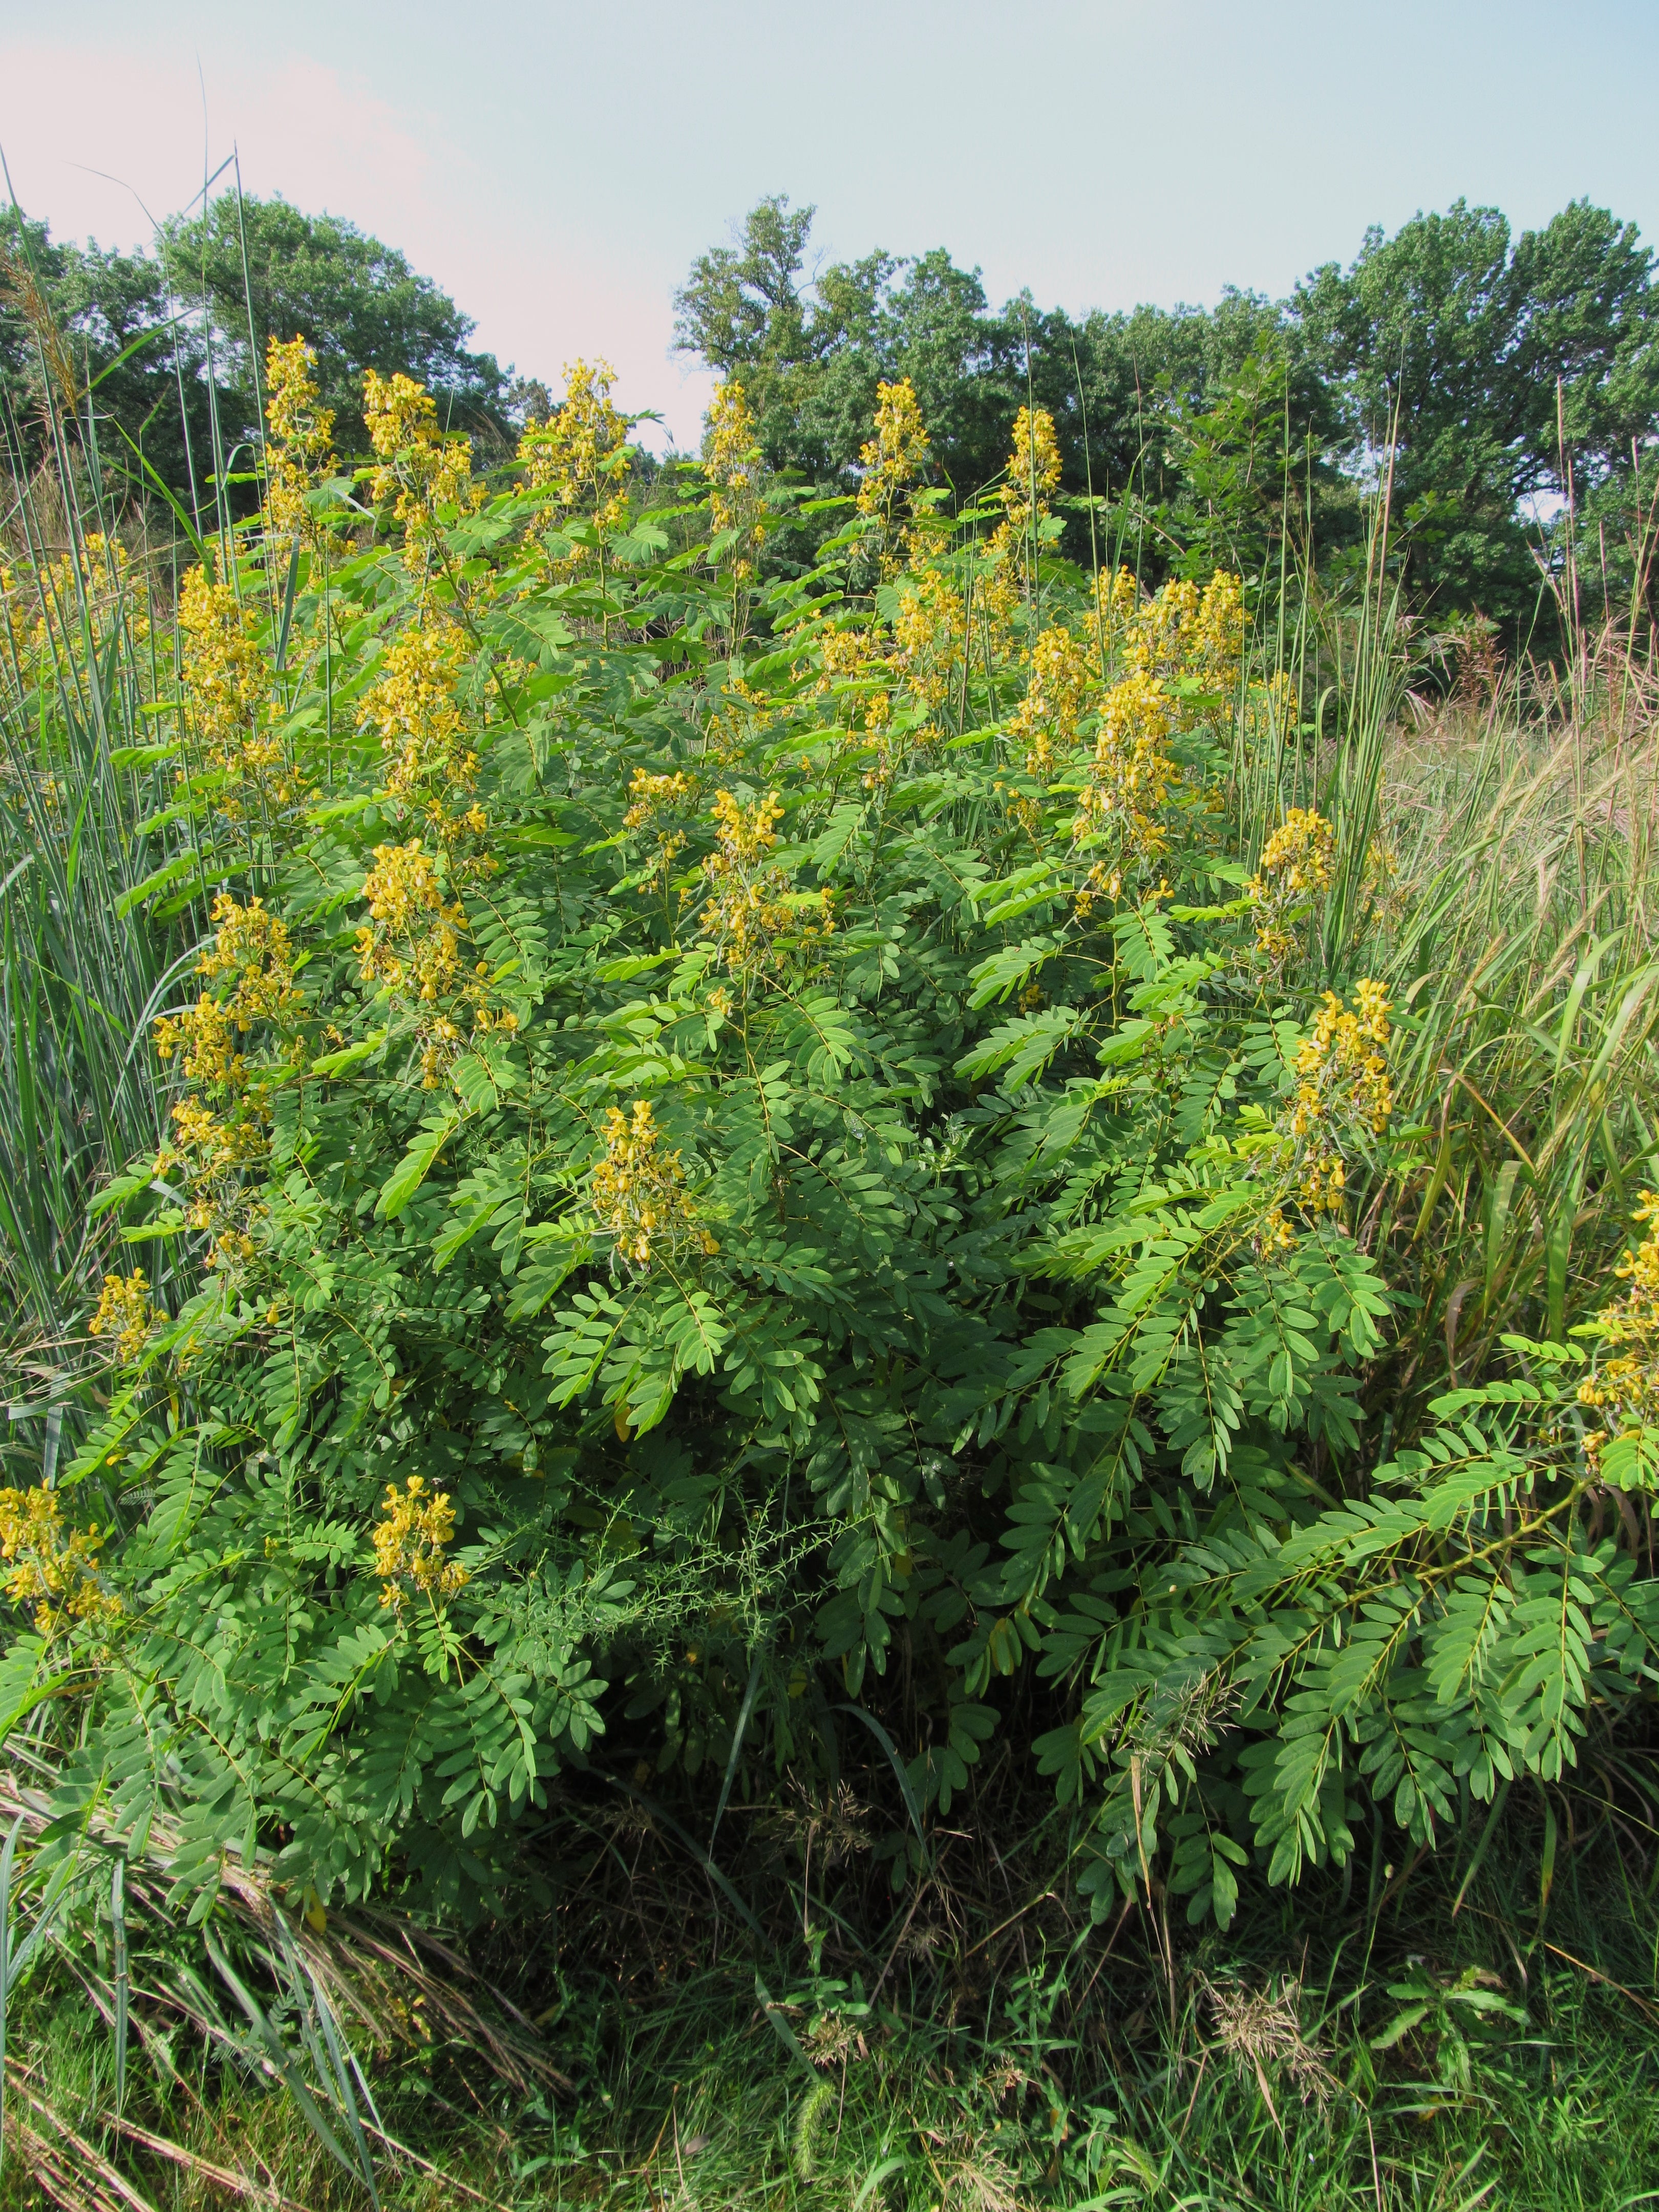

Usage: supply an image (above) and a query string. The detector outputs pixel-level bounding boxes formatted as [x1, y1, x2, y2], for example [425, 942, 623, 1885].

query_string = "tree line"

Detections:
[4, 185, 1656, 644]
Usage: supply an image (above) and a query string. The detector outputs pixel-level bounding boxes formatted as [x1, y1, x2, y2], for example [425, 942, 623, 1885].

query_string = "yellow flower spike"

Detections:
[1578, 1194, 1659, 1443]
[263, 335, 336, 546]
[1011, 625, 1096, 779]
[0, 1482, 119, 1635]
[857, 377, 930, 521]
[1069, 668, 1177, 869]
[703, 380, 764, 585]
[356, 625, 480, 821]
[1279, 981, 1393, 1218]
[590, 1098, 717, 1273]
[696, 789, 834, 982]
[177, 562, 290, 817]
[891, 569, 967, 716]
[1247, 809, 1335, 967]
[90, 1270, 158, 1366]
[371, 1475, 467, 1612]
[856, 377, 931, 575]
[519, 357, 630, 531]
[363, 368, 480, 574]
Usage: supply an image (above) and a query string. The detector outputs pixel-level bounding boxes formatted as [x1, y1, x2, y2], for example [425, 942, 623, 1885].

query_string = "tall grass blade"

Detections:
[110, 1854, 127, 2116]
[204, 1929, 367, 2189]
[0, 1810, 17, 2174]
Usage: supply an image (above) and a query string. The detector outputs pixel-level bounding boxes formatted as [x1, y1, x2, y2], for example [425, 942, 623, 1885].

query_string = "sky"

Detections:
[3, 0, 1656, 449]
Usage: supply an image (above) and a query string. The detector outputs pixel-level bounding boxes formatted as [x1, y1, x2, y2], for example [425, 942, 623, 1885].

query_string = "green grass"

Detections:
[10, 1804, 1659, 2210]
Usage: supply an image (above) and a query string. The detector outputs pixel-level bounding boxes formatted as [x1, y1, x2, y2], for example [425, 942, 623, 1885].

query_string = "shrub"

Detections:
[8, 348, 1658, 1948]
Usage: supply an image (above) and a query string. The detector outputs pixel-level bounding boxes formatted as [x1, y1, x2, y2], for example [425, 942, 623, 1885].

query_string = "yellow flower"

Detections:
[0, 1484, 118, 1635]
[892, 567, 967, 715]
[1070, 669, 1176, 867]
[697, 789, 833, 981]
[154, 993, 245, 1092]
[1190, 570, 1245, 694]
[372, 1475, 466, 1611]
[264, 335, 336, 546]
[154, 893, 299, 1100]
[1122, 571, 1244, 725]
[1578, 1194, 1659, 1444]
[1011, 625, 1095, 778]
[519, 357, 630, 538]
[354, 840, 513, 1084]
[1094, 566, 1141, 653]
[357, 625, 480, 822]
[857, 377, 931, 573]
[363, 369, 479, 572]
[357, 841, 462, 998]
[1247, 808, 1334, 965]
[198, 892, 300, 1025]
[90, 1270, 157, 1366]
[177, 562, 289, 815]
[3, 535, 148, 683]
[625, 770, 693, 886]
[591, 1099, 717, 1270]
[1282, 982, 1393, 1216]
[858, 377, 930, 518]
[992, 406, 1061, 575]
[703, 380, 764, 584]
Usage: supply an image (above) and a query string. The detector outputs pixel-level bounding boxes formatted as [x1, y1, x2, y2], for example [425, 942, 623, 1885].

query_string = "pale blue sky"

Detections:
[3, 1, 1655, 444]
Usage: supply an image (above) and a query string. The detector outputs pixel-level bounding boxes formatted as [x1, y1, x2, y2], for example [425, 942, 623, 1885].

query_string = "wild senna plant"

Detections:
[9, 347, 1656, 1935]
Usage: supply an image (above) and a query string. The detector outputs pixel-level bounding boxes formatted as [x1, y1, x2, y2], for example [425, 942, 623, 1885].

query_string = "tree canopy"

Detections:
[675, 195, 1659, 642]
[1, 194, 511, 523]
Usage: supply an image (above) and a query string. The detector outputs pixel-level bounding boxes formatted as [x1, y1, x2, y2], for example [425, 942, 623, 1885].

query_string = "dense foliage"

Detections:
[6, 345, 1657, 1956]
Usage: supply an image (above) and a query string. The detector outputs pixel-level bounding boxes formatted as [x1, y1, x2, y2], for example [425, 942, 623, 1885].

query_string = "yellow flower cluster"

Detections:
[591, 1098, 717, 1270]
[624, 770, 693, 830]
[624, 769, 693, 885]
[90, 1268, 158, 1365]
[178, 564, 285, 815]
[264, 335, 336, 546]
[0, 1483, 118, 1635]
[857, 377, 931, 573]
[168, 1095, 267, 1169]
[356, 625, 483, 836]
[372, 1475, 466, 1611]
[892, 568, 967, 715]
[199, 892, 300, 1024]
[153, 985, 242, 1089]
[810, 620, 906, 780]
[698, 789, 832, 980]
[858, 377, 930, 518]
[355, 840, 514, 1084]
[1094, 566, 1141, 653]
[1071, 668, 1177, 867]
[984, 567, 1241, 876]
[151, 893, 299, 1270]
[704, 380, 764, 585]
[1284, 982, 1393, 1215]
[2, 535, 148, 687]
[357, 840, 463, 1002]
[992, 405, 1062, 573]
[519, 357, 630, 535]
[1012, 624, 1095, 778]
[1124, 571, 1244, 718]
[1578, 1195, 1659, 1447]
[155, 894, 298, 1094]
[1247, 808, 1334, 965]
[363, 369, 478, 573]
